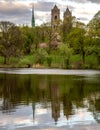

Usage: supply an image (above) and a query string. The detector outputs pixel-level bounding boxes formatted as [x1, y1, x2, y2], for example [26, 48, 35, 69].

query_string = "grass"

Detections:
[0, 56, 4, 64]
[0, 54, 99, 69]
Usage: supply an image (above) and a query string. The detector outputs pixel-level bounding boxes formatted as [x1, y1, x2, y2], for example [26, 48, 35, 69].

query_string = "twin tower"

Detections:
[51, 5, 72, 32]
[32, 4, 72, 31]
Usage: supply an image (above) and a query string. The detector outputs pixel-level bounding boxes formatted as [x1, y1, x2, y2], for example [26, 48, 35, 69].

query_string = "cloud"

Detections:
[89, 0, 100, 3]
[32, 1, 54, 12]
[78, 17, 89, 21]
[0, 3, 29, 16]
[1, 0, 100, 4]
[0, 1, 55, 25]
[0, 0, 99, 25]
[0, 1, 31, 25]
[64, 0, 100, 4]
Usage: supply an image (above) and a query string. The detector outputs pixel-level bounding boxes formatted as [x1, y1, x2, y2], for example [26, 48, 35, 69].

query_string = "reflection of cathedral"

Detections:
[51, 83, 60, 123]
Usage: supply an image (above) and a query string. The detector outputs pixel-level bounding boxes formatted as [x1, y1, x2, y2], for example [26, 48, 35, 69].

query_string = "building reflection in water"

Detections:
[51, 83, 60, 124]
[0, 74, 100, 125]
[62, 94, 72, 120]
[32, 102, 35, 120]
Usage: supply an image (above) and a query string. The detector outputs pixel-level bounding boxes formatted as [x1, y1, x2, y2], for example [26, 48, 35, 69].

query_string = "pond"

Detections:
[0, 69, 100, 130]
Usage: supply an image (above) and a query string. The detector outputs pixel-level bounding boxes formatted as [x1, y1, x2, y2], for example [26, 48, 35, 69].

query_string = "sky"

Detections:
[0, 0, 100, 26]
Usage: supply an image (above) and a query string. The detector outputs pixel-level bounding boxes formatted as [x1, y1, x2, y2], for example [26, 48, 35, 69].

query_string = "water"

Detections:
[0, 69, 100, 130]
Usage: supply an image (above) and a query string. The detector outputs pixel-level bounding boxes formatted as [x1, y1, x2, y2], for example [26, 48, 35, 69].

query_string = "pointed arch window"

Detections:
[55, 15, 57, 20]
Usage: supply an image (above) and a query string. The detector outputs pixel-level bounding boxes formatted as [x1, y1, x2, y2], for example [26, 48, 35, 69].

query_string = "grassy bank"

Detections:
[0, 54, 99, 69]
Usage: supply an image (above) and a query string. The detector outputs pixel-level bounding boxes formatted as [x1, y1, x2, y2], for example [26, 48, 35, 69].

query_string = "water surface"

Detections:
[0, 69, 100, 130]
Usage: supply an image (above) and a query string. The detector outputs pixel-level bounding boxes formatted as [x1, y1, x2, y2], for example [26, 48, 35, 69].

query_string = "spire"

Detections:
[66, 6, 70, 13]
[32, 4, 35, 27]
[54, 5, 58, 9]
[64, 6, 72, 17]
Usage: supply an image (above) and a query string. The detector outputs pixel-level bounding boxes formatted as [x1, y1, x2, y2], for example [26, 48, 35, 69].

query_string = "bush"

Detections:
[46, 55, 52, 67]
[34, 48, 48, 65]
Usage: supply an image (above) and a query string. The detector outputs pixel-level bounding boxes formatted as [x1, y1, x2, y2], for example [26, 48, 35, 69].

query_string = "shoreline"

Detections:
[0, 68, 100, 75]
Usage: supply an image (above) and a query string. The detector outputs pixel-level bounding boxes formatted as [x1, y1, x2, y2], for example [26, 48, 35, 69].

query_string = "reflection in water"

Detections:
[51, 83, 60, 123]
[0, 73, 100, 129]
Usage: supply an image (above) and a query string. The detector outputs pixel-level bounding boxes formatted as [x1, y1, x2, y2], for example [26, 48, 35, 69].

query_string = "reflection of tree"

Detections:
[71, 79, 85, 108]
[1, 74, 17, 112]
[0, 74, 100, 124]
[88, 92, 100, 123]
[62, 94, 72, 119]
[95, 99, 100, 112]
[93, 98, 100, 123]
[0, 74, 33, 113]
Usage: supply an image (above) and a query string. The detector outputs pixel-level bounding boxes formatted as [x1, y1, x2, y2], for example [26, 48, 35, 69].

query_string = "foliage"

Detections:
[34, 48, 48, 65]
[67, 27, 91, 65]
[0, 21, 23, 64]
[87, 11, 100, 64]
[88, 11, 100, 38]
[46, 55, 52, 67]
[91, 38, 100, 64]
[58, 44, 72, 68]
[21, 26, 34, 54]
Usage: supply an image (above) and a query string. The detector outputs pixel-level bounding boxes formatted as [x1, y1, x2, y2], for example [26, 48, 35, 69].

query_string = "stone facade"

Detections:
[63, 7, 72, 34]
[51, 5, 72, 32]
[51, 5, 60, 31]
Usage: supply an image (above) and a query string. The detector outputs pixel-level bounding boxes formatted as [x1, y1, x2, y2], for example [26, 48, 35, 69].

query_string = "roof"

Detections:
[52, 5, 59, 11]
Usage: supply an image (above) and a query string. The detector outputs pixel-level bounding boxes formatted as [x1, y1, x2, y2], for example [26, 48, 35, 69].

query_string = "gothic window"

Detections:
[55, 16, 57, 20]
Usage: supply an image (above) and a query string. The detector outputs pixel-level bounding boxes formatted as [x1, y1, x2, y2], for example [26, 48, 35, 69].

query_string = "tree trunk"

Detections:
[82, 51, 85, 65]
[97, 55, 100, 64]
[4, 56, 7, 64]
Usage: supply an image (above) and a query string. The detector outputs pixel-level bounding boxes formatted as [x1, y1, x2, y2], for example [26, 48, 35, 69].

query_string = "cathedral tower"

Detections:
[63, 7, 72, 42]
[64, 7, 72, 20]
[63, 7, 72, 33]
[51, 5, 60, 31]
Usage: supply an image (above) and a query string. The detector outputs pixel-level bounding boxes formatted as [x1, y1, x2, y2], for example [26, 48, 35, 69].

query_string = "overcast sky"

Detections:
[0, 0, 99, 26]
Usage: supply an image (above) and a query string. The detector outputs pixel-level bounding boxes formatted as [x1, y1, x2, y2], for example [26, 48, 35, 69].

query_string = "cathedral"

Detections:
[51, 5, 72, 32]
[32, 4, 72, 30]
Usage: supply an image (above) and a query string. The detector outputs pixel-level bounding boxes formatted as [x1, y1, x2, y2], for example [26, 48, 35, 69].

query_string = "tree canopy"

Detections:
[0, 21, 23, 64]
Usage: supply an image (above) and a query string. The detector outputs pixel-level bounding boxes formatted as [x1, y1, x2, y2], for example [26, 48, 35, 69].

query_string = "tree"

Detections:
[34, 48, 48, 65]
[87, 11, 100, 64]
[21, 26, 34, 54]
[0, 21, 23, 64]
[88, 11, 100, 38]
[67, 27, 90, 65]
[34, 26, 42, 50]
[59, 44, 72, 68]
[39, 23, 55, 54]
[91, 38, 100, 64]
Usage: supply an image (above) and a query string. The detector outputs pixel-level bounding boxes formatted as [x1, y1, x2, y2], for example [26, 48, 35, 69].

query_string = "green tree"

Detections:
[34, 48, 48, 65]
[88, 11, 100, 38]
[91, 38, 100, 64]
[34, 26, 43, 50]
[59, 44, 72, 68]
[67, 28, 90, 65]
[21, 26, 34, 54]
[0, 21, 23, 64]
[87, 11, 100, 64]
